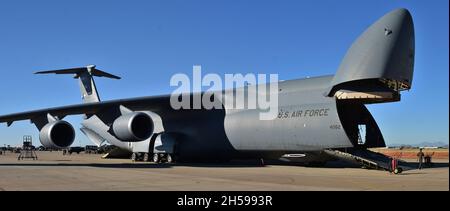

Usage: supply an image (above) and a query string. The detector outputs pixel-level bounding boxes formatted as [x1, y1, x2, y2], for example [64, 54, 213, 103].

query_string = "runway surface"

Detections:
[0, 151, 448, 191]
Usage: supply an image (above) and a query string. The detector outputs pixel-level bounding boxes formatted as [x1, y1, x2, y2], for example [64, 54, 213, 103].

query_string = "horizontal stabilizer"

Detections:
[35, 65, 121, 79]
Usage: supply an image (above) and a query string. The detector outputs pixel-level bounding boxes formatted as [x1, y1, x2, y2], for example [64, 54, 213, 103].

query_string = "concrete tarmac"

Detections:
[0, 151, 448, 191]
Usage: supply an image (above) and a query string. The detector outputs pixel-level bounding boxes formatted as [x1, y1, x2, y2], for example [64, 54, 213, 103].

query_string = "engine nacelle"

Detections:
[39, 120, 75, 149]
[112, 112, 154, 142]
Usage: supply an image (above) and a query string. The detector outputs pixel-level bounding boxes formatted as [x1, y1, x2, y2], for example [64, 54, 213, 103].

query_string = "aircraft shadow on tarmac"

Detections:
[0, 160, 447, 169]
[0, 163, 172, 169]
[0, 160, 267, 169]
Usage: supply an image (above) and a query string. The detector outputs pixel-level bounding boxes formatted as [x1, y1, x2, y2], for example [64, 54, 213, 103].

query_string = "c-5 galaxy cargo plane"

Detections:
[0, 9, 415, 171]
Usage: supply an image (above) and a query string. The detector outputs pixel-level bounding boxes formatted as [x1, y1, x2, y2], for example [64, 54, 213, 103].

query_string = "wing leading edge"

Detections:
[0, 94, 171, 127]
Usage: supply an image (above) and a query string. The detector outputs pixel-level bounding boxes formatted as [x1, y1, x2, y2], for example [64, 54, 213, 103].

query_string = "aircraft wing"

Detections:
[0, 94, 171, 127]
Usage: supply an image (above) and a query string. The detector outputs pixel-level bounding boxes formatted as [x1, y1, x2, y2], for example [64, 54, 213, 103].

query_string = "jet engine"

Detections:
[112, 112, 154, 142]
[39, 120, 75, 148]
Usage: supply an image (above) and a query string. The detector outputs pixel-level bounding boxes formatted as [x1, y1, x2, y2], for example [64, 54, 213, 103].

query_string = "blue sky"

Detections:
[0, 0, 448, 147]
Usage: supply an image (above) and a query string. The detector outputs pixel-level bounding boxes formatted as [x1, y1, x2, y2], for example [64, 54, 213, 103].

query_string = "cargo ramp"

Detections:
[324, 148, 413, 171]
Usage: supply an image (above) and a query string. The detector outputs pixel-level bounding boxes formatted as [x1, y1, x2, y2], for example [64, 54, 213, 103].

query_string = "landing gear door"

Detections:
[153, 133, 176, 154]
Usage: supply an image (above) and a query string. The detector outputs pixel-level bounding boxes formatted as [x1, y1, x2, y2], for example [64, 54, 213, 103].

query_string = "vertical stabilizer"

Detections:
[35, 65, 121, 103]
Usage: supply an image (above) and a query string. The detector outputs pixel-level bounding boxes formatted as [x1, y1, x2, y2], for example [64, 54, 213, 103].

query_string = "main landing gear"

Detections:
[131, 152, 175, 164]
[152, 153, 175, 164]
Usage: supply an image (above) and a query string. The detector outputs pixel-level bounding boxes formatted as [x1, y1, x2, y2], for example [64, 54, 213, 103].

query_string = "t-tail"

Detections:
[35, 65, 121, 103]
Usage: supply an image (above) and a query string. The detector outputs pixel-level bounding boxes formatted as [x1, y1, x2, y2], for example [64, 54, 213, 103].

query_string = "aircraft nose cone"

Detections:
[381, 8, 415, 86]
[391, 8, 413, 23]
[383, 8, 414, 39]
[329, 8, 415, 93]
[388, 8, 412, 20]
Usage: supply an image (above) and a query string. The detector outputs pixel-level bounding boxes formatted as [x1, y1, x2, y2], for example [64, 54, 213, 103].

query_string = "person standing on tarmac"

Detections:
[387, 157, 393, 173]
[417, 148, 425, 170]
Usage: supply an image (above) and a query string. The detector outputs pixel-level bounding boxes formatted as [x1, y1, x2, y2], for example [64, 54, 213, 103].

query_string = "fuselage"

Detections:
[82, 75, 383, 161]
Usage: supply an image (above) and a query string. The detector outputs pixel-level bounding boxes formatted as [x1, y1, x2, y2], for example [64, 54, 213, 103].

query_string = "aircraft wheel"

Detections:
[131, 152, 138, 162]
[143, 153, 150, 162]
[166, 154, 174, 163]
[153, 153, 160, 163]
[393, 168, 401, 174]
[396, 167, 403, 174]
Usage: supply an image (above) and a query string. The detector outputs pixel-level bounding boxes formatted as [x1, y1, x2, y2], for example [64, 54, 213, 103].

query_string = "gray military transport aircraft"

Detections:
[0, 9, 415, 172]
